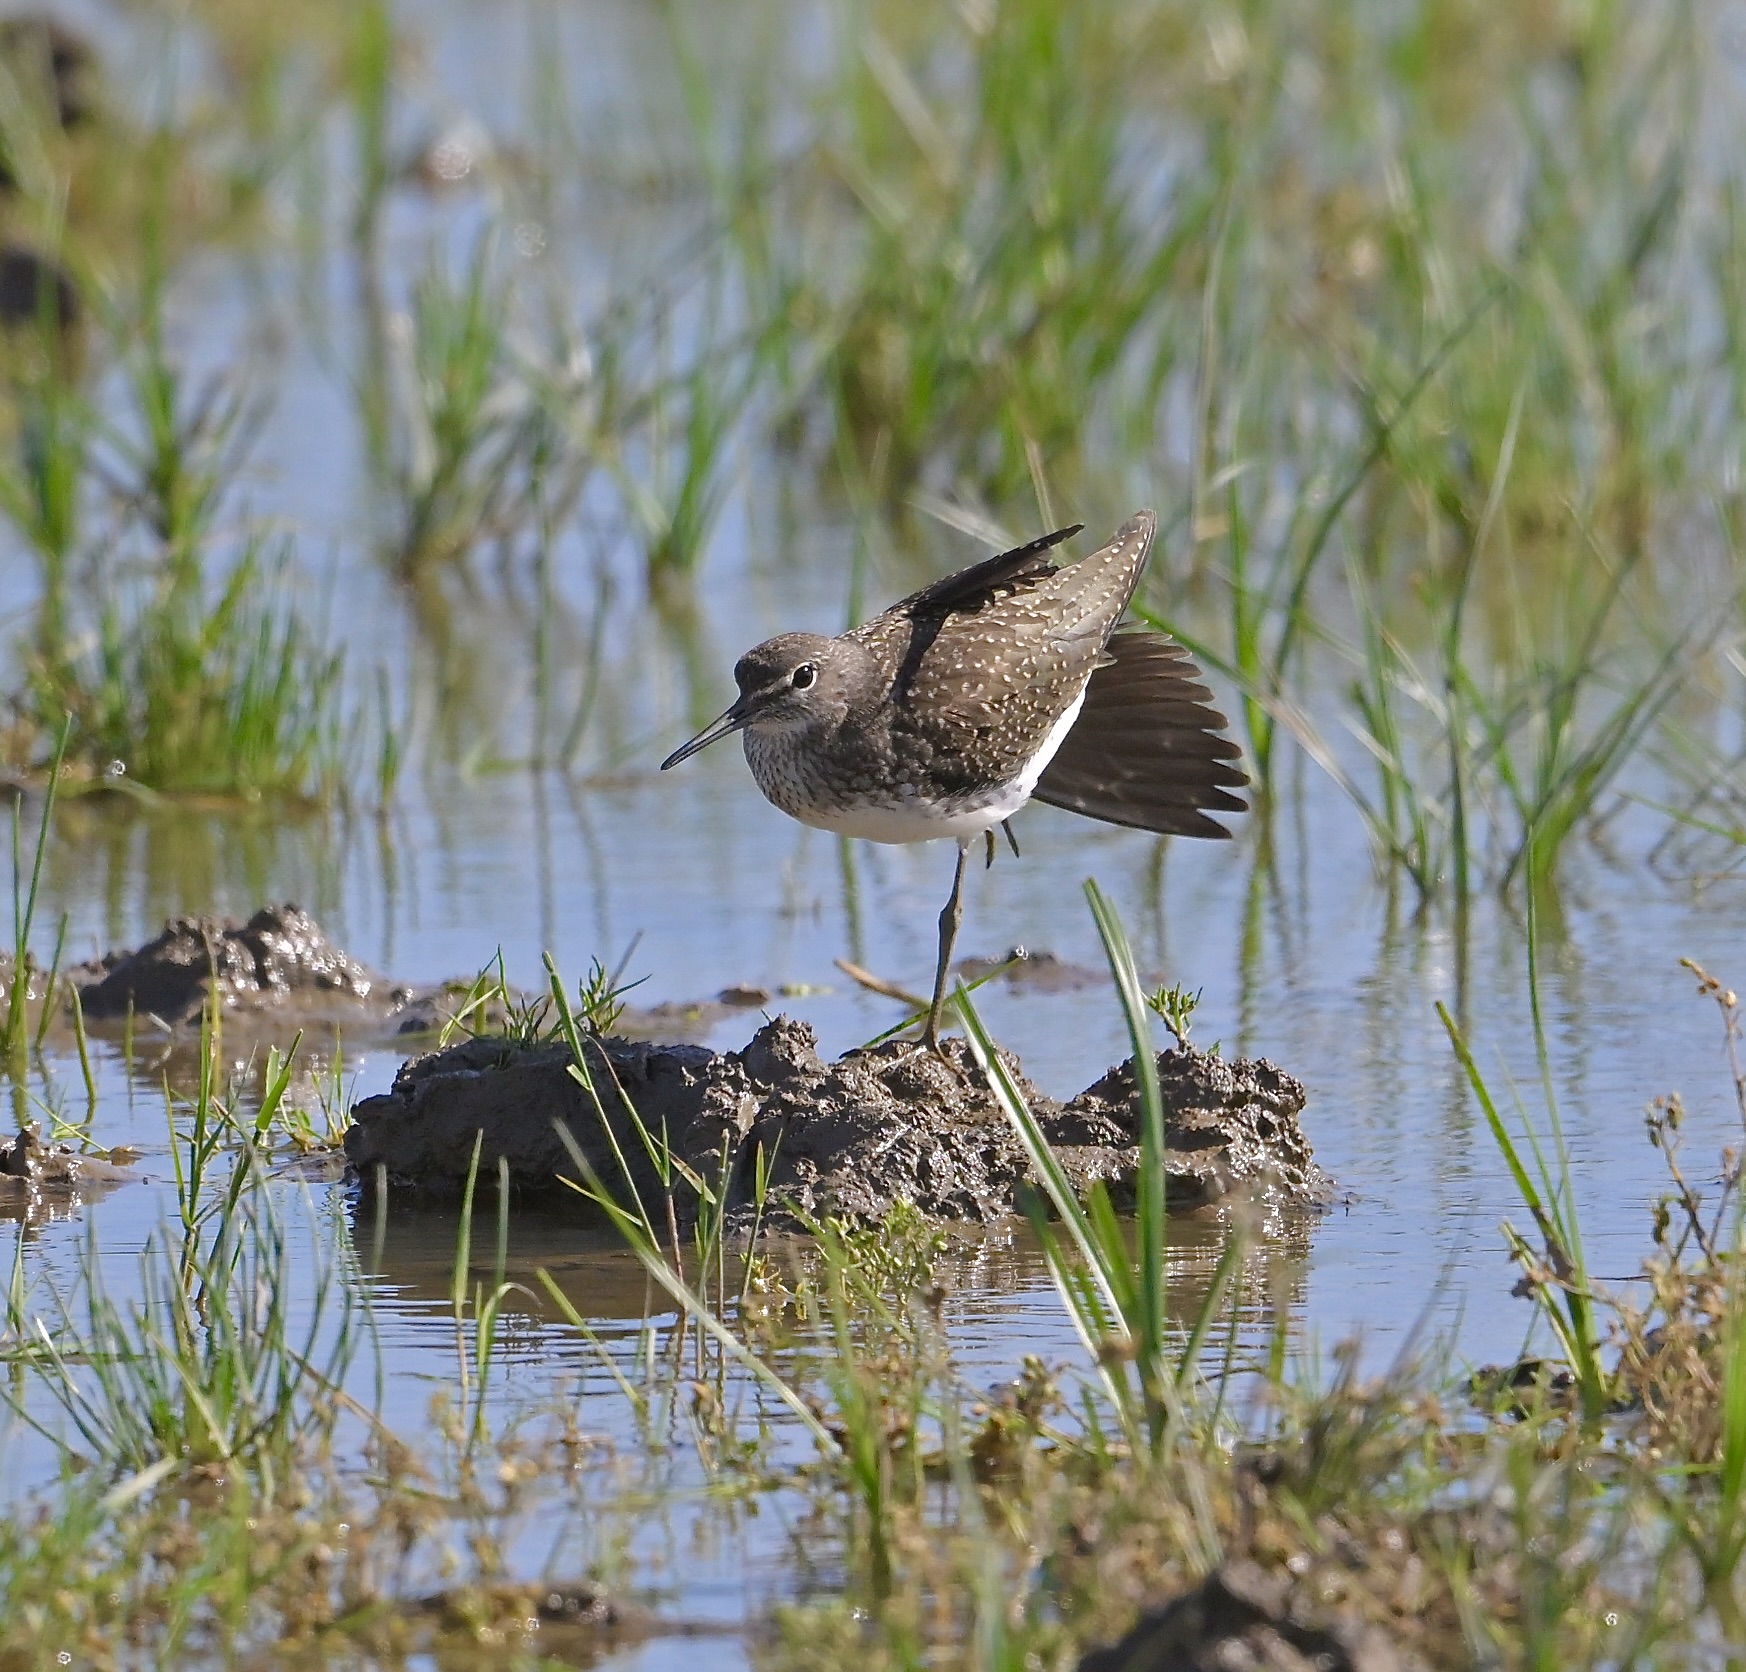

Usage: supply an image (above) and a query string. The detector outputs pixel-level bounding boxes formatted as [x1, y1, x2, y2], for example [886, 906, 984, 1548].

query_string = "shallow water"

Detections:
[17, 758, 1746, 1654]
[6, 0, 1746, 1657]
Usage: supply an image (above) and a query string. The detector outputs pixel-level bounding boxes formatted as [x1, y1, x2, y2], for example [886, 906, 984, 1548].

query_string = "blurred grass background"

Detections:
[0, 0, 1732, 898]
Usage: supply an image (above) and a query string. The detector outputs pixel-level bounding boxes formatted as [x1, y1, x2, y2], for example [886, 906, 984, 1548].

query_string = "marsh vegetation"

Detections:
[3, 0, 1746, 1666]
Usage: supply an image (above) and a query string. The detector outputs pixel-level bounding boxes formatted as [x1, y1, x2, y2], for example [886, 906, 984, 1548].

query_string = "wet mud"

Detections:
[62, 904, 490, 1038]
[0, 1125, 137, 1224]
[1078, 1561, 1415, 1672]
[345, 1016, 1327, 1229]
[405, 1580, 733, 1666]
[12, 904, 1325, 1232]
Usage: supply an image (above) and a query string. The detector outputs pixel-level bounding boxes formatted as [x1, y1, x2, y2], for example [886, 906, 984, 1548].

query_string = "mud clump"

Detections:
[0, 1125, 137, 1224]
[60, 904, 506, 1039]
[73, 905, 385, 1027]
[344, 1017, 1327, 1228]
[1061, 1050, 1315, 1208]
[1078, 1561, 1415, 1672]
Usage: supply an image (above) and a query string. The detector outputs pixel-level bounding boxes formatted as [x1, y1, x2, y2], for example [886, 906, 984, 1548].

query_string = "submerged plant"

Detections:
[24, 534, 346, 801]
[374, 238, 592, 579]
[10, 1149, 356, 1483]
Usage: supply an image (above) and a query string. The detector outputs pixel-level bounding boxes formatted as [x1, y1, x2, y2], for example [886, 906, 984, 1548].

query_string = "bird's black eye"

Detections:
[792, 662, 817, 691]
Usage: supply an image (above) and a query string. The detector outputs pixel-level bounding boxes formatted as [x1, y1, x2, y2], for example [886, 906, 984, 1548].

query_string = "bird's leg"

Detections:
[923, 840, 971, 1051]
[984, 828, 996, 869]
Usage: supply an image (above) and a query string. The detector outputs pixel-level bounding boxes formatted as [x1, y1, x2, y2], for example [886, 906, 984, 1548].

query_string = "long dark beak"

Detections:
[660, 702, 746, 770]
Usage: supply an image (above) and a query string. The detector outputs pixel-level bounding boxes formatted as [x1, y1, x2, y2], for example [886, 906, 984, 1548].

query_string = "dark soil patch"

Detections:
[344, 1017, 1328, 1229]
[1078, 1561, 1417, 1672]
[62, 904, 491, 1038]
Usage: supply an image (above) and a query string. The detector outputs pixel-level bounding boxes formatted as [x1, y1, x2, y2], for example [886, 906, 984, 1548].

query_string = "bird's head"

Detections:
[660, 633, 874, 768]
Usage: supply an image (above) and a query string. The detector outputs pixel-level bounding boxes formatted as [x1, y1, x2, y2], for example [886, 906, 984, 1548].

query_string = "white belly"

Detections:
[793, 690, 1085, 847]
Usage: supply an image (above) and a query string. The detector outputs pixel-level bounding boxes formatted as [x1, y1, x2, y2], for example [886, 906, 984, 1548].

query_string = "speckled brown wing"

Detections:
[849, 514, 1159, 796]
[1032, 629, 1247, 838]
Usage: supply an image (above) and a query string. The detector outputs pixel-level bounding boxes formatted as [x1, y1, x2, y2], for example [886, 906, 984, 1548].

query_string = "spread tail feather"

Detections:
[1032, 630, 1247, 839]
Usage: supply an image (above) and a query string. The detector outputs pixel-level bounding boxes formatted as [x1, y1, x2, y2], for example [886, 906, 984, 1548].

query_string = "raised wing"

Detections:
[848, 514, 1168, 798]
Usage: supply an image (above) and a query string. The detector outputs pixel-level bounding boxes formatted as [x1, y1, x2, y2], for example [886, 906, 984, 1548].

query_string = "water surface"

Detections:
[4, 0, 1744, 1656]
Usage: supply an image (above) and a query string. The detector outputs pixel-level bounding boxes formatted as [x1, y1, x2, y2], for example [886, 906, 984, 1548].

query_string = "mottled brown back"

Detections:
[846, 515, 1156, 798]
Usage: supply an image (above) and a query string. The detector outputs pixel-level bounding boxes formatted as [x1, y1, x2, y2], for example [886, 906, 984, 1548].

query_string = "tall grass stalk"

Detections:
[1438, 883, 1606, 1421]
[609, 302, 759, 590]
[3, 713, 68, 1073]
[448, 1143, 526, 1451]
[380, 239, 591, 580]
[347, 0, 393, 253]
[1242, 285, 1503, 787]
[960, 881, 1242, 1471]
[538, 957, 829, 1448]
[0, 365, 90, 582]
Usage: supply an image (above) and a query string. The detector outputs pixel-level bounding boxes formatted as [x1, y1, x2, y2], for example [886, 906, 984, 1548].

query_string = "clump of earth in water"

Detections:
[0, 904, 1326, 1231]
[70, 905, 391, 1029]
[344, 1016, 1327, 1230]
[0, 1125, 137, 1224]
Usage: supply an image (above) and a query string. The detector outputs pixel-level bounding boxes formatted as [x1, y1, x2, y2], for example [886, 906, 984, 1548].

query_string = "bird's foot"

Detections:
[915, 1017, 978, 1081]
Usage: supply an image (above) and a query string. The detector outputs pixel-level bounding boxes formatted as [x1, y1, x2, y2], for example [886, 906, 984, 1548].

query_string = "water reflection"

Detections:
[0, 0, 1731, 1414]
[17, 750, 1746, 1393]
[348, 1187, 1314, 1361]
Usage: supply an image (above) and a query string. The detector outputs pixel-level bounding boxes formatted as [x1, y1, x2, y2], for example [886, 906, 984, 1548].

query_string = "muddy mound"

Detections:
[0, 1125, 138, 1225]
[61, 903, 511, 1040]
[1061, 1050, 1315, 1208]
[1079, 1560, 1415, 1672]
[73, 904, 384, 1026]
[344, 1017, 1327, 1228]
